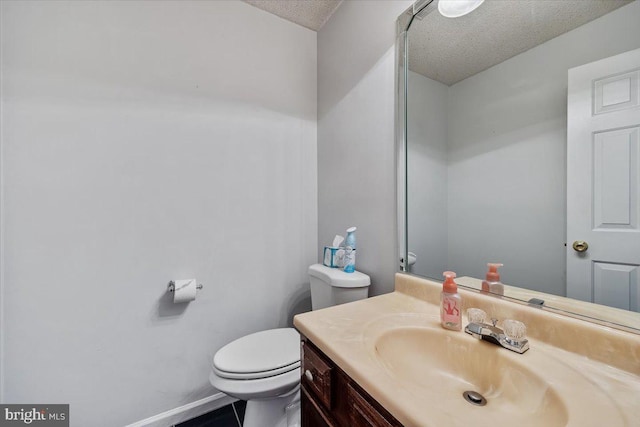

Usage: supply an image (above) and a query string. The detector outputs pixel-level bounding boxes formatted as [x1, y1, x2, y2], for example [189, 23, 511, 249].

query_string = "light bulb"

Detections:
[438, 0, 485, 18]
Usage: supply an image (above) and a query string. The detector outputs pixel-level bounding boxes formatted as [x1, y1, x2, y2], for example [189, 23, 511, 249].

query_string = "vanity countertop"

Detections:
[293, 273, 640, 427]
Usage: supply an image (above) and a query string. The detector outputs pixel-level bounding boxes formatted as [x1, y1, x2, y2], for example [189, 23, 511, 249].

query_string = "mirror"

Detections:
[398, 0, 640, 331]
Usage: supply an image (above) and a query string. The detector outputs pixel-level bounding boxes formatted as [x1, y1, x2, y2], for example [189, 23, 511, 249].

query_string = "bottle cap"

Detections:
[486, 263, 503, 282]
[346, 226, 356, 233]
[442, 271, 457, 293]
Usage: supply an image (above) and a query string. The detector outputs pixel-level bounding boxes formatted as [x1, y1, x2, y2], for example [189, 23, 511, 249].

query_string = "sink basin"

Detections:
[374, 326, 568, 426]
[362, 319, 629, 427]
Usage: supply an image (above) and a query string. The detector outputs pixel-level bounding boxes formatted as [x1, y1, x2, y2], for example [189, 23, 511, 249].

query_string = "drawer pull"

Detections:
[305, 369, 314, 382]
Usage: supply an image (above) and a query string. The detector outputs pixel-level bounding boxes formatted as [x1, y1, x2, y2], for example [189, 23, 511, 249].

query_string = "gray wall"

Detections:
[317, 0, 413, 295]
[407, 71, 449, 279]
[0, 1, 317, 425]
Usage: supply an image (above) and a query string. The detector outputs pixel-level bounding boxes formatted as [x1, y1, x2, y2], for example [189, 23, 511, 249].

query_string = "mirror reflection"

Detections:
[405, 0, 640, 325]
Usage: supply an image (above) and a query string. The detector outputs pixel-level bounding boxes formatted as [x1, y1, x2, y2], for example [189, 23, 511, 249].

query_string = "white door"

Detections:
[567, 48, 640, 312]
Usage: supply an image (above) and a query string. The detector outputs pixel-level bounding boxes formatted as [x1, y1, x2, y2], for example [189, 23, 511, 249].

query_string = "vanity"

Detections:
[294, 273, 640, 427]
[299, 338, 402, 427]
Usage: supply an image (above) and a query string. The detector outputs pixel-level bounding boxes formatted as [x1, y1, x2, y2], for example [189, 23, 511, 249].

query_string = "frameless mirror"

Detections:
[398, 0, 640, 331]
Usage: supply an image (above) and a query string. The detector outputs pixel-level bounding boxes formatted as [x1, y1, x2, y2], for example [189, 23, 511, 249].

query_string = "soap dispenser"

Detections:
[481, 263, 504, 296]
[441, 271, 462, 331]
[343, 226, 357, 273]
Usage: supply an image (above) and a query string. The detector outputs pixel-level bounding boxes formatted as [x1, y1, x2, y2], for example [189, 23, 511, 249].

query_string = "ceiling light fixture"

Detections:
[438, 0, 485, 18]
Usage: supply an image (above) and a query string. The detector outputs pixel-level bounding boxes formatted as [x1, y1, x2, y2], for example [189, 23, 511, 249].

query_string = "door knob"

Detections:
[572, 240, 589, 253]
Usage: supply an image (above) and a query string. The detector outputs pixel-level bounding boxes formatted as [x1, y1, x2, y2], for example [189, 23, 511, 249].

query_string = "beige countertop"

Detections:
[294, 273, 640, 427]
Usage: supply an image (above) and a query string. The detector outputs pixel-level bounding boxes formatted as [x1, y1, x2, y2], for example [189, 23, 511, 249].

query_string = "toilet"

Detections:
[209, 264, 371, 427]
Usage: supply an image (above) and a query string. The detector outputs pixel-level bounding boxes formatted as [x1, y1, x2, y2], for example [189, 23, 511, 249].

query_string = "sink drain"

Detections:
[463, 391, 487, 406]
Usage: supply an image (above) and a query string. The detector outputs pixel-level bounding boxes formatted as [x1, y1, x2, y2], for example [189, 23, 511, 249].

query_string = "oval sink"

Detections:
[374, 326, 568, 427]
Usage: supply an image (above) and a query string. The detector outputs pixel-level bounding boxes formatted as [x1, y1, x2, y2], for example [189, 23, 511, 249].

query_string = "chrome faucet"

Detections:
[465, 318, 529, 354]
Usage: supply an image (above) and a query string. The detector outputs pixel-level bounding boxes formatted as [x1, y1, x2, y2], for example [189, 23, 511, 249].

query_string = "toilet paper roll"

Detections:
[173, 279, 198, 303]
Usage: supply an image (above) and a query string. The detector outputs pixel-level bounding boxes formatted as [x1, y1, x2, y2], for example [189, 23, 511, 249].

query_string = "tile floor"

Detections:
[175, 401, 246, 427]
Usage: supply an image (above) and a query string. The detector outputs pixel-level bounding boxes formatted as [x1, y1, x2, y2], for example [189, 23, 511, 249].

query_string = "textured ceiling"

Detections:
[243, 0, 343, 31]
[409, 0, 632, 85]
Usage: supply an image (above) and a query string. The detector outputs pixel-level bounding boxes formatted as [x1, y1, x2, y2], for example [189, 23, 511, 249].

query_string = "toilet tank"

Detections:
[308, 264, 371, 311]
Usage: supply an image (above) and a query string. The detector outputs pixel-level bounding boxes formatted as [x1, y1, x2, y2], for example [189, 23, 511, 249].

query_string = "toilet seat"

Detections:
[209, 366, 301, 401]
[213, 360, 300, 380]
[213, 328, 301, 380]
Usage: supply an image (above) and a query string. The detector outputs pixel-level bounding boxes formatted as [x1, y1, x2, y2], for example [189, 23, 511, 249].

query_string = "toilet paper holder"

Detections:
[167, 280, 204, 293]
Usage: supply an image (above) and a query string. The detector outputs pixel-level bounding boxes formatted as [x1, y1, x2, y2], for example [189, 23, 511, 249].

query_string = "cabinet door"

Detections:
[348, 383, 399, 427]
[302, 385, 336, 427]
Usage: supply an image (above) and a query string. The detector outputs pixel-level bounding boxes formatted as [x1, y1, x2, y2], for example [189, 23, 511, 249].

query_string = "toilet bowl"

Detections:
[209, 328, 301, 427]
[209, 264, 371, 427]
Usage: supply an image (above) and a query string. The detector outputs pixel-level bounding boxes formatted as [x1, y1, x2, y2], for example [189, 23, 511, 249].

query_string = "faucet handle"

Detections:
[503, 319, 527, 343]
[467, 308, 487, 324]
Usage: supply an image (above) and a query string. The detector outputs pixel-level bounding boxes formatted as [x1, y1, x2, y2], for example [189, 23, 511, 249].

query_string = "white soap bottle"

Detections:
[440, 271, 462, 331]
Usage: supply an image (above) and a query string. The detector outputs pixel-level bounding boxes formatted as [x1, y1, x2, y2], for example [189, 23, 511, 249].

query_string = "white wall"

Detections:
[317, 0, 413, 295]
[0, 1, 317, 426]
[446, 1, 640, 295]
[406, 71, 448, 278]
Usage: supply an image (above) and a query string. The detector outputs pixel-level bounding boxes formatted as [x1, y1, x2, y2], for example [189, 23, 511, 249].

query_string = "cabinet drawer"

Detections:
[302, 341, 333, 409]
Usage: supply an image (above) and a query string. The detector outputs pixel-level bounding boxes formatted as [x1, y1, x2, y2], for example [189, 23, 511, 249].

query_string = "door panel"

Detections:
[594, 69, 639, 115]
[593, 261, 640, 311]
[593, 127, 639, 229]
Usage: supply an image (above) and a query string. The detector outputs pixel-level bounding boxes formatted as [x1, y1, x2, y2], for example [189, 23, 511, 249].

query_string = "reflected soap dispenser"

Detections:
[481, 263, 504, 296]
[440, 271, 462, 331]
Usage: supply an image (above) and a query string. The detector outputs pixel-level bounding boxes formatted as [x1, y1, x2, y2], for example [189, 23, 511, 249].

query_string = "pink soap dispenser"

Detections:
[481, 263, 504, 296]
[440, 271, 462, 331]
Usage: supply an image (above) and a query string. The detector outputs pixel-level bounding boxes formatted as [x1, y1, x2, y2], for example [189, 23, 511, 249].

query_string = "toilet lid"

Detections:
[308, 264, 371, 288]
[213, 328, 300, 379]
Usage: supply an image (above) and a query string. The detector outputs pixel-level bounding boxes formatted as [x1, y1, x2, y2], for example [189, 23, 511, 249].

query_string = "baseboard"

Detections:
[125, 392, 237, 427]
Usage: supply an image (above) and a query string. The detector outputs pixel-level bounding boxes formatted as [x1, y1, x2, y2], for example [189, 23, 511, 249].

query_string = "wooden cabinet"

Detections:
[300, 336, 403, 427]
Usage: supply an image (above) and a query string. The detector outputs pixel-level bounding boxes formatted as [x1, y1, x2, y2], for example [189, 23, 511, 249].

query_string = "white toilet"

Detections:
[209, 264, 371, 427]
